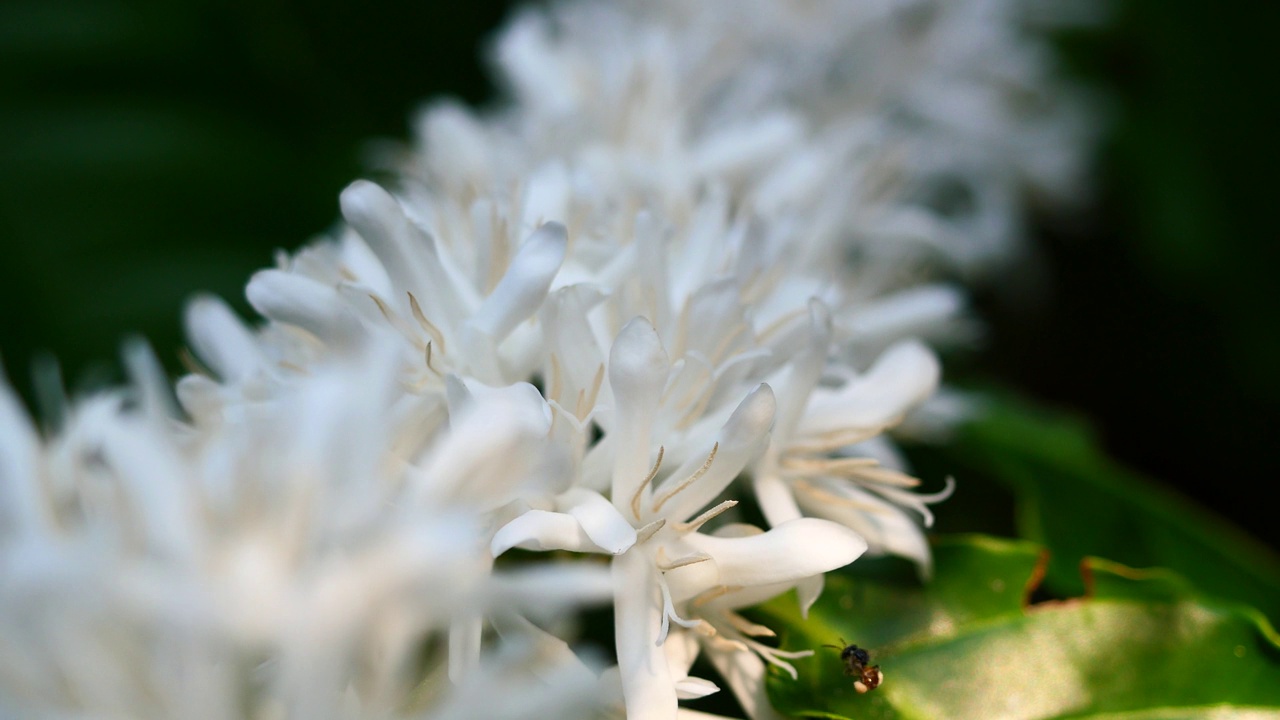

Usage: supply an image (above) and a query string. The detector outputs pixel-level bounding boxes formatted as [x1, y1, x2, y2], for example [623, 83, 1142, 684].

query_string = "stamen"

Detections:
[581, 364, 605, 422]
[178, 348, 212, 378]
[674, 500, 737, 534]
[739, 636, 812, 680]
[755, 306, 807, 343]
[850, 464, 923, 488]
[745, 641, 813, 661]
[690, 584, 741, 609]
[674, 378, 718, 430]
[672, 292, 693, 360]
[655, 550, 713, 571]
[407, 291, 446, 353]
[634, 518, 666, 544]
[656, 575, 675, 643]
[547, 403, 560, 439]
[722, 610, 775, 637]
[424, 342, 442, 376]
[651, 443, 719, 513]
[692, 620, 717, 636]
[630, 446, 665, 521]
[708, 322, 748, 367]
[793, 479, 893, 515]
[706, 635, 750, 653]
[782, 456, 922, 487]
[666, 356, 711, 409]
[547, 354, 564, 403]
[780, 456, 878, 474]
[370, 294, 425, 350]
[656, 574, 705, 647]
[864, 477, 956, 527]
[787, 424, 894, 454]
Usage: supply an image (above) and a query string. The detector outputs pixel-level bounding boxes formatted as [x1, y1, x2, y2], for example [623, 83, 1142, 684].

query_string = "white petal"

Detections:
[411, 390, 553, 510]
[690, 112, 804, 180]
[678, 278, 745, 362]
[751, 473, 803, 527]
[703, 645, 788, 720]
[183, 295, 262, 382]
[840, 284, 967, 347]
[467, 222, 567, 342]
[675, 676, 720, 700]
[95, 421, 198, 560]
[539, 284, 606, 405]
[799, 340, 940, 435]
[491, 510, 610, 557]
[415, 100, 493, 186]
[449, 613, 482, 683]
[556, 488, 637, 555]
[121, 338, 179, 421]
[246, 270, 363, 345]
[769, 299, 831, 444]
[796, 574, 824, 618]
[678, 710, 744, 720]
[607, 318, 669, 511]
[446, 376, 552, 436]
[796, 482, 933, 575]
[338, 231, 394, 300]
[674, 519, 866, 596]
[632, 211, 672, 336]
[656, 384, 775, 522]
[521, 161, 571, 231]
[174, 374, 222, 424]
[490, 562, 615, 613]
[490, 613, 600, 689]
[339, 180, 474, 326]
[0, 379, 49, 537]
[663, 628, 702, 678]
[613, 550, 678, 720]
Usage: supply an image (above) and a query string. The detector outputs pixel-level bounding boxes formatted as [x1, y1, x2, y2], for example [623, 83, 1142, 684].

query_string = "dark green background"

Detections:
[1, 1, 1276, 548]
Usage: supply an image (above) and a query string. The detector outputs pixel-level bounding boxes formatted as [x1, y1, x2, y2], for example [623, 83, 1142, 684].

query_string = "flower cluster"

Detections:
[0, 1, 1094, 718]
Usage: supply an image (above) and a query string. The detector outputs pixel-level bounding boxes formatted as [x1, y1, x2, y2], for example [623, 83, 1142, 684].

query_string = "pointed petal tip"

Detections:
[339, 179, 395, 225]
[725, 384, 777, 442]
[609, 317, 669, 388]
[536, 219, 568, 237]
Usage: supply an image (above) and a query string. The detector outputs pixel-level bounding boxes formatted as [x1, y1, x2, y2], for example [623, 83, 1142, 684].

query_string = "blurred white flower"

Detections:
[492, 319, 867, 719]
[753, 302, 955, 578]
[0, 343, 608, 720]
[0, 0, 1099, 717]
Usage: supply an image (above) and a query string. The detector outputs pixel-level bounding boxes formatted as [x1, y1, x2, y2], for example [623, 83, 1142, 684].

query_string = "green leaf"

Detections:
[753, 535, 1280, 720]
[933, 392, 1280, 624]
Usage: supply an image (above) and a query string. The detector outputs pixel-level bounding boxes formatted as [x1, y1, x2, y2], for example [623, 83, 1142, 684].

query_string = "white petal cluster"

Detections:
[0, 1, 1094, 718]
[0, 344, 608, 720]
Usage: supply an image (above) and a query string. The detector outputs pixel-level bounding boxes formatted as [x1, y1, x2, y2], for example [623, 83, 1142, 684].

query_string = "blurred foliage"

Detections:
[914, 392, 1280, 625]
[754, 536, 1280, 720]
[983, 0, 1279, 548]
[0, 0, 514, 396]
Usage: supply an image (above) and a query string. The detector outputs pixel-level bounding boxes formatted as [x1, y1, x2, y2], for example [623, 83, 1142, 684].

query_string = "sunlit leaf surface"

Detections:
[752, 536, 1280, 720]
[926, 394, 1280, 625]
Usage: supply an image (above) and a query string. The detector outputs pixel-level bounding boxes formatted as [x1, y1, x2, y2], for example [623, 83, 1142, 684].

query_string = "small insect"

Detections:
[824, 639, 883, 694]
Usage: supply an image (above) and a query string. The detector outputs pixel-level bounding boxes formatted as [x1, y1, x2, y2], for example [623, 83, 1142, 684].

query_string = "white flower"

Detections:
[492, 319, 868, 719]
[1, 0, 1100, 717]
[442, 0, 1099, 280]
[0, 343, 608, 720]
[753, 302, 956, 579]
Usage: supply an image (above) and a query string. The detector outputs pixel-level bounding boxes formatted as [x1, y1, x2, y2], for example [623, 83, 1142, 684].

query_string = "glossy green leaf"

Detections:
[931, 393, 1280, 625]
[752, 535, 1280, 720]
